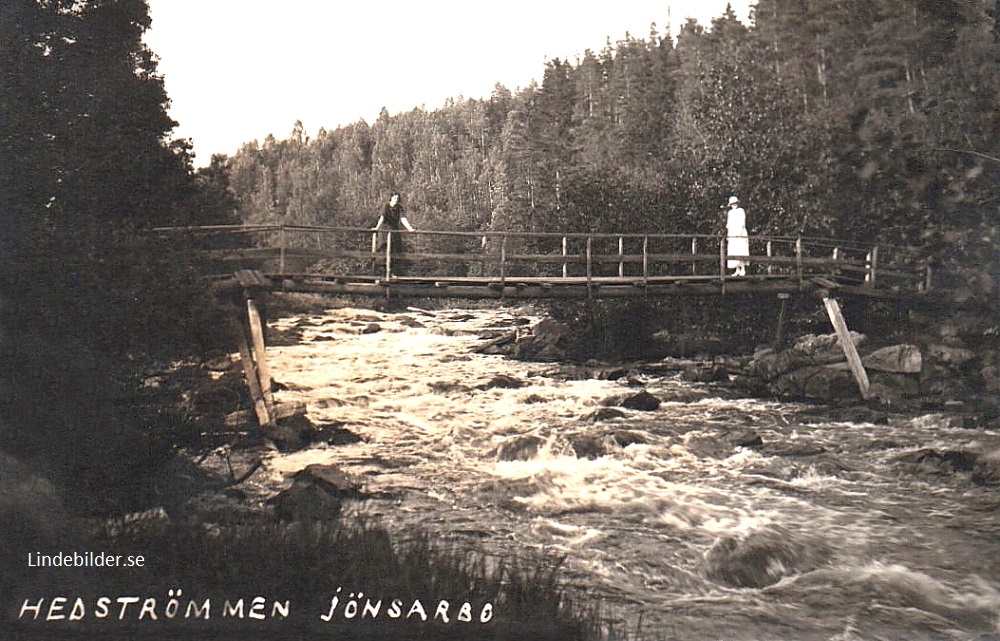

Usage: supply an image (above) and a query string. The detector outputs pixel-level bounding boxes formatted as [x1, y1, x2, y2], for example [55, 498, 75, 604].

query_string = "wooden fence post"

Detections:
[385, 231, 393, 280]
[562, 236, 568, 278]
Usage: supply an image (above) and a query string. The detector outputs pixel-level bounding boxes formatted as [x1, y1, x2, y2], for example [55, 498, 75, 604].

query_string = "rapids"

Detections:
[256, 305, 1000, 640]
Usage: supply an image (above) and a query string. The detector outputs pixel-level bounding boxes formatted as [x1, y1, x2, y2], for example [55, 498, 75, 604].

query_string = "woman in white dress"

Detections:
[725, 196, 748, 277]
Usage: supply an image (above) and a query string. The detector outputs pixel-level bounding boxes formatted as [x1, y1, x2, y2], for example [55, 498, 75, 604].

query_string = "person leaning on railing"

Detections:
[372, 192, 415, 273]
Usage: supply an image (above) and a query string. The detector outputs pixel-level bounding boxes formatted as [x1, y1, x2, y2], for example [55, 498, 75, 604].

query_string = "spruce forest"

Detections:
[228, 1, 999, 301]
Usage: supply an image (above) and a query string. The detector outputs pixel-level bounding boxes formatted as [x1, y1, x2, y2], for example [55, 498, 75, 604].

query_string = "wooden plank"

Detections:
[822, 295, 872, 400]
[233, 319, 273, 427]
[246, 298, 274, 409]
[235, 269, 271, 288]
[810, 276, 840, 289]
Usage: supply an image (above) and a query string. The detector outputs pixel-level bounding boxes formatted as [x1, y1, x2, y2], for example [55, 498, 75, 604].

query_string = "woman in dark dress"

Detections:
[372, 192, 414, 274]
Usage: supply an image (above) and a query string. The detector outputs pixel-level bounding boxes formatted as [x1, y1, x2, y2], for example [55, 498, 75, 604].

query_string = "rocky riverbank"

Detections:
[478, 299, 1000, 426]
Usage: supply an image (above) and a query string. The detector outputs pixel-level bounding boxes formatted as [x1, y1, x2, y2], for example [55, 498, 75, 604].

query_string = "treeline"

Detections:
[227, 1, 1000, 298]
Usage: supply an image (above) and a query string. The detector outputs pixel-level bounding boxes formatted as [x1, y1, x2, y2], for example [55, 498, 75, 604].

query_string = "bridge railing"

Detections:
[152, 225, 931, 292]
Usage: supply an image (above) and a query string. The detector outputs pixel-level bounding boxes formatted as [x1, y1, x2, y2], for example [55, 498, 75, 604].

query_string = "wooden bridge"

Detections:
[155, 224, 935, 417]
[157, 224, 932, 300]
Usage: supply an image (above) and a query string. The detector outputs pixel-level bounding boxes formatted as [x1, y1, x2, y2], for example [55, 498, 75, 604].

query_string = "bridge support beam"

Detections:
[775, 293, 791, 348]
[230, 295, 276, 428]
[819, 292, 872, 401]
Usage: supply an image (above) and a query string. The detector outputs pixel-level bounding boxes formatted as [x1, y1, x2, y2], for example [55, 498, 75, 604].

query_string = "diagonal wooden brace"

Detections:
[821, 293, 872, 401]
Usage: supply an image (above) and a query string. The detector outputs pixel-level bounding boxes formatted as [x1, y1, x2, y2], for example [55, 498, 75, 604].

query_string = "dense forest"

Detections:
[226, 1, 1000, 302]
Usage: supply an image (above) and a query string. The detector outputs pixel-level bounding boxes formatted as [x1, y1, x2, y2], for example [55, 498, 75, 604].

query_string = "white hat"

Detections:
[728, 196, 739, 205]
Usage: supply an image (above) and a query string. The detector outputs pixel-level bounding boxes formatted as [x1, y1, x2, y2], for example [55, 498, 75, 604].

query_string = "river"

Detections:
[254, 304, 1000, 640]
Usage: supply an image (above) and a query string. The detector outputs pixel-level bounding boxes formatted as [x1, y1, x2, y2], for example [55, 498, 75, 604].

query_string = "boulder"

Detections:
[685, 435, 737, 459]
[793, 331, 865, 356]
[269, 465, 364, 521]
[600, 390, 661, 412]
[703, 526, 830, 588]
[533, 344, 567, 362]
[862, 344, 922, 373]
[928, 344, 977, 368]
[721, 427, 764, 449]
[313, 424, 363, 446]
[476, 374, 527, 391]
[772, 365, 857, 401]
[681, 363, 730, 383]
[685, 428, 762, 458]
[568, 435, 608, 459]
[748, 349, 818, 382]
[496, 435, 547, 461]
[868, 372, 921, 410]
[897, 449, 977, 477]
[983, 364, 1000, 393]
[581, 407, 630, 423]
[972, 450, 1000, 486]
[760, 441, 827, 457]
[490, 319, 571, 362]
[609, 430, 651, 448]
[533, 318, 569, 342]
[568, 430, 650, 459]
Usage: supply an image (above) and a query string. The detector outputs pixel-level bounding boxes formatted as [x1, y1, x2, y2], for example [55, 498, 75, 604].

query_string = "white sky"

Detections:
[144, 1, 753, 165]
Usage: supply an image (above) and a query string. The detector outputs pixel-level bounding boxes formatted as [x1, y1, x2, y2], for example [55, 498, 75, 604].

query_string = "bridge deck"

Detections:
[158, 225, 931, 300]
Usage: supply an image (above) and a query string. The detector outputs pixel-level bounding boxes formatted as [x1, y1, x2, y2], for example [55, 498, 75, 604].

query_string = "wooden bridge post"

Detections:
[500, 235, 507, 291]
[766, 240, 774, 275]
[719, 237, 727, 283]
[775, 293, 791, 348]
[385, 231, 393, 280]
[865, 246, 878, 286]
[232, 310, 273, 429]
[618, 236, 625, 278]
[795, 238, 804, 283]
[642, 236, 649, 283]
[691, 237, 698, 275]
[820, 292, 872, 401]
[562, 236, 568, 278]
[586, 236, 593, 298]
[246, 298, 274, 409]
[278, 227, 287, 274]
